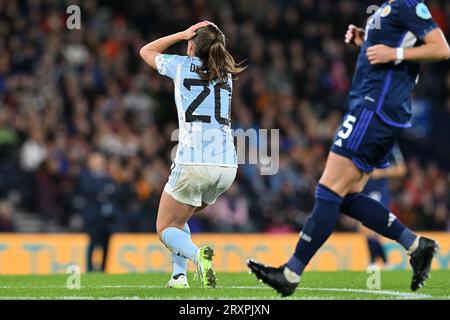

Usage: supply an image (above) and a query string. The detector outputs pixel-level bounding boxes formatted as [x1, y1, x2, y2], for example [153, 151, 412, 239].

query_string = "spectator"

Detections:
[0, 200, 14, 232]
[80, 152, 117, 272]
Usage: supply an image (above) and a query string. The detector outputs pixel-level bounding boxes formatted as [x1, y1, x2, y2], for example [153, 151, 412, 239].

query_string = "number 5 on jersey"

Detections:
[335, 115, 356, 147]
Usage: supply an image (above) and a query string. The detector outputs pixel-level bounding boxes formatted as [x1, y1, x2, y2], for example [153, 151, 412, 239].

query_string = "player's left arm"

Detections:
[370, 163, 407, 179]
[371, 145, 407, 179]
[367, 28, 450, 64]
[402, 29, 449, 62]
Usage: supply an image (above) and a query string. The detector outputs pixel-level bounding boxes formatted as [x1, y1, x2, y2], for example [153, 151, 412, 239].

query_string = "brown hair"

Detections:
[193, 24, 246, 83]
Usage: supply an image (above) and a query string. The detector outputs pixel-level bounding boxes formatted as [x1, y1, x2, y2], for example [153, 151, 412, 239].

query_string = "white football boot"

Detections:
[166, 273, 189, 289]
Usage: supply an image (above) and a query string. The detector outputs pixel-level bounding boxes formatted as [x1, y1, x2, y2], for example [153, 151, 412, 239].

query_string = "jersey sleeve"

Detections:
[154, 54, 185, 80]
[397, 1, 438, 41]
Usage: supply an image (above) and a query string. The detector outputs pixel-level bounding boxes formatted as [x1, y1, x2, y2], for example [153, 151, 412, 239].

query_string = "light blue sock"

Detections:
[171, 224, 190, 276]
[162, 226, 198, 264]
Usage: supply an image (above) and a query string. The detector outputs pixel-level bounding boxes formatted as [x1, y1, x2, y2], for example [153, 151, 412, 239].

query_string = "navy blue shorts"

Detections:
[330, 107, 404, 173]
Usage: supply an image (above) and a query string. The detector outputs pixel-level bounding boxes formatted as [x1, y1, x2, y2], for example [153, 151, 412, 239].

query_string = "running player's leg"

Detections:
[249, 109, 371, 293]
[248, 152, 363, 296]
[285, 152, 363, 277]
[341, 175, 419, 254]
[361, 181, 390, 265]
[342, 170, 438, 290]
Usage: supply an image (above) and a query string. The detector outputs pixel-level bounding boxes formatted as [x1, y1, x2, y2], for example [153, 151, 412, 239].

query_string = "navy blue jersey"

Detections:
[349, 0, 438, 128]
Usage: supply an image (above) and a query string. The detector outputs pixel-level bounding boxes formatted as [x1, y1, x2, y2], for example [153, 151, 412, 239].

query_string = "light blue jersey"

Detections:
[155, 54, 237, 167]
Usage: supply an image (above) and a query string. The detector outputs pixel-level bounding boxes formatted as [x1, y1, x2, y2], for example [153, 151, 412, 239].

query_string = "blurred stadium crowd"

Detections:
[0, 0, 449, 234]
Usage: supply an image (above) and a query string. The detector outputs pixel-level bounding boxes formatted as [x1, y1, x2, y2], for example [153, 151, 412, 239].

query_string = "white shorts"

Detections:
[164, 163, 237, 207]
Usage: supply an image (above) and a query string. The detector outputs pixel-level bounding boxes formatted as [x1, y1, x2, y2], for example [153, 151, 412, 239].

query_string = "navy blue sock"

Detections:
[367, 237, 387, 264]
[378, 239, 387, 263]
[341, 193, 417, 250]
[287, 184, 343, 275]
[367, 237, 378, 263]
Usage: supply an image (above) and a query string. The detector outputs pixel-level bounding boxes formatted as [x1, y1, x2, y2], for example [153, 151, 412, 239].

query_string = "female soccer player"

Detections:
[140, 21, 245, 288]
[248, 0, 449, 296]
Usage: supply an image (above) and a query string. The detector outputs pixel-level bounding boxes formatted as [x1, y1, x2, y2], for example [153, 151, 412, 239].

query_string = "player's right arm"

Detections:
[139, 21, 211, 70]
[344, 24, 365, 47]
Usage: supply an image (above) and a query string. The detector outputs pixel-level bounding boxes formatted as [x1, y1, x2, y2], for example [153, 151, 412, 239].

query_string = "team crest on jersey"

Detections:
[380, 5, 391, 17]
[416, 3, 432, 20]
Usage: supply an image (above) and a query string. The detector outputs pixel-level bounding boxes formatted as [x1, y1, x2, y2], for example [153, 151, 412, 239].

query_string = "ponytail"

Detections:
[194, 25, 246, 83]
[204, 41, 245, 83]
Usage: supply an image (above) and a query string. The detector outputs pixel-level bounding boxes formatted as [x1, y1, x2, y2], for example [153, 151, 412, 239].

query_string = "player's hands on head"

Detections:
[180, 21, 213, 40]
[366, 44, 396, 65]
[345, 25, 365, 47]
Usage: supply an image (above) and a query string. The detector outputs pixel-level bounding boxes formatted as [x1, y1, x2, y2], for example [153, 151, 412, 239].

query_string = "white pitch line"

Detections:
[228, 286, 432, 299]
[298, 287, 432, 299]
[0, 296, 147, 300]
[0, 284, 433, 299]
[0, 285, 166, 289]
[0, 285, 262, 289]
[0, 295, 333, 300]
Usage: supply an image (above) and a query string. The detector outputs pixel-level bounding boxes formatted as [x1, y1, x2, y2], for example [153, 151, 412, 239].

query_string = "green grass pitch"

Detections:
[0, 270, 448, 300]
